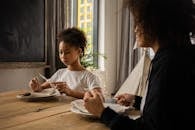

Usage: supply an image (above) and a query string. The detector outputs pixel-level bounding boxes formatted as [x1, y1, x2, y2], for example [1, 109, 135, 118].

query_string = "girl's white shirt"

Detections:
[48, 68, 101, 92]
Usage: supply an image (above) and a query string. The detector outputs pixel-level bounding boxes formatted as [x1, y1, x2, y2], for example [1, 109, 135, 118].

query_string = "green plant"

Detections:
[81, 52, 107, 69]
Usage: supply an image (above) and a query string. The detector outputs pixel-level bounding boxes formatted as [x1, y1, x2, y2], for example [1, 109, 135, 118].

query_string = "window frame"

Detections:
[71, 0, 99, 68]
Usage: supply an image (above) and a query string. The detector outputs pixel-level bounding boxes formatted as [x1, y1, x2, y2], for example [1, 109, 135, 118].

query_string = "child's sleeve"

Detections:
[47, 69, 62, 82]
[86, 72, 102, 90]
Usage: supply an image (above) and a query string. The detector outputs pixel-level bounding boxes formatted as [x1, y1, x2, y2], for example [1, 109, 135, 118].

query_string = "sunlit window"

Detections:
[81, 22, 85, 28]
[80, 7, 84, 13]
[72, 0, 99, 68]
[87, 6, 91, 12]
[81, 0, 84, 4]
[80, 15, 84, 21]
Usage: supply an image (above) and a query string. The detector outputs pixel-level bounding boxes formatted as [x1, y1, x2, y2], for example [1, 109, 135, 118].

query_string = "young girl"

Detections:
[29, 27, 103, 99]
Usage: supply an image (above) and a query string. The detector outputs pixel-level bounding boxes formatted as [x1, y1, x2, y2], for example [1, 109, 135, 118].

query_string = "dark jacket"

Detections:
[100, 45, 195, 130]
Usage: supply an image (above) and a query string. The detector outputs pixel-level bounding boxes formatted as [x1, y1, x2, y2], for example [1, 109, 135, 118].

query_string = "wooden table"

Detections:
[0, 89, 140, 130]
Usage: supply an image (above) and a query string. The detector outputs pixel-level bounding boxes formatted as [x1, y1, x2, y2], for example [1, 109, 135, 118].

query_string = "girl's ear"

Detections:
[78, 48, 84, 57]
[78, 48, 82, 54]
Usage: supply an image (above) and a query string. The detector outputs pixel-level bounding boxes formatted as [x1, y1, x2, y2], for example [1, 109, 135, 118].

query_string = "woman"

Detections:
[84, 0, 195, 130]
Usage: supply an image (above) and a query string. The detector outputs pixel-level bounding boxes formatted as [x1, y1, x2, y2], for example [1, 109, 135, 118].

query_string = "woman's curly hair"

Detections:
[124, 0, 195, 47]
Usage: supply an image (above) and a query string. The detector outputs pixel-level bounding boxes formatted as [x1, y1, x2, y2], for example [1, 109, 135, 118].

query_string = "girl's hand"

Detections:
[54, 82, 72, 96]
[84, 91, 105, 118]
[115, 93, 135, 106]
[29, 77, 42, 92]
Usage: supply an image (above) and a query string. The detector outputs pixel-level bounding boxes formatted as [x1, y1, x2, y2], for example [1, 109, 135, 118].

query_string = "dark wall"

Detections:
[0, 0, 45, 62]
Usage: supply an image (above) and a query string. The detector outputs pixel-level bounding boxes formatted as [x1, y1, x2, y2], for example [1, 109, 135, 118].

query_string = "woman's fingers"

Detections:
[116, 97, 125, 105]
[83, 91, 93, 101]
[84, 91, 98, 102]
[115, 94, 123, 99]
[84, 92, 105, 117]
[116, 97, 130, 106]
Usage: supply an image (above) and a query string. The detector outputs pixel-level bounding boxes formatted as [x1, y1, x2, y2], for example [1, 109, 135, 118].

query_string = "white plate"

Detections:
[70, 99, 132, 117]
[16, 88, 60, 99]
[71, 105, 93, 116]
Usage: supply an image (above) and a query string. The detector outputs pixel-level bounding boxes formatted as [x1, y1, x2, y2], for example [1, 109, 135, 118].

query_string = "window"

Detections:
[87, 0, 92, 3]
[80, 7, 84, 13]
[80, 22, 85, 28]
[87, 14, 91, 19]
[87, 22, 91, 28]
[80, 0, 84, 4]
[80, 15, 84, 20]
[87, 6, 91, 12]
[71, 0, 99, 68]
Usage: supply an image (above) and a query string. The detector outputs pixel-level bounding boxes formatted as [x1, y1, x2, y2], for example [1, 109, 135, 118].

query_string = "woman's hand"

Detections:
[53, 82, 72, 96]
[83, 91, 105, 118]
[91, 88, 105, 102]
[115, 93, 135, 106]
[29, 77, 42, 92]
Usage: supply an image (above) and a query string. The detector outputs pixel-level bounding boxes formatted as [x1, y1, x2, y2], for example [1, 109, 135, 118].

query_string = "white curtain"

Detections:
[115, 50, 151, 97]
[114, 1, 140, 94]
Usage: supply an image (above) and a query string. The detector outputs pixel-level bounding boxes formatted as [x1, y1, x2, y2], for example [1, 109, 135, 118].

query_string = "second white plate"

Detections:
[16, 88, 61, 99]
[71, 99, 133, 117]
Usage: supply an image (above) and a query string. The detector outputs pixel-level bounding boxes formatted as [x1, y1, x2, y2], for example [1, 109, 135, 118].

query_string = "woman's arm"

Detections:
[84, 91, 143, 130]
[100, 107, 143, 130]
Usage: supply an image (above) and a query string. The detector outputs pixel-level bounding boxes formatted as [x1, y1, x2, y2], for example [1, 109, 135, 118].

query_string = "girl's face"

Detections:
[59, 41, 81, 66]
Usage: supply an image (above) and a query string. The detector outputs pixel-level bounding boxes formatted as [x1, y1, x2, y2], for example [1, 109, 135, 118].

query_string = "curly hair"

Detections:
[57, 27, 87, 56]
[124, 0, 195, 47]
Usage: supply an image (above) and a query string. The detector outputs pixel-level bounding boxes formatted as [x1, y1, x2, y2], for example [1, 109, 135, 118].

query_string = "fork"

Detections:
[38, 73, 65, 96]
[38, 73, 57, 93]
[38, 73, 48, 82]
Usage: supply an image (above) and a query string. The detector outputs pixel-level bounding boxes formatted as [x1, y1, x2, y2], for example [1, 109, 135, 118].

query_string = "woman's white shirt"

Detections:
[48, 68, 101, 92]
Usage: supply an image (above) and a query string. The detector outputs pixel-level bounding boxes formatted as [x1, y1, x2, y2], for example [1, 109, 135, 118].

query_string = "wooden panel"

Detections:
[0, 89, 138, 130]
[0, 89, 63, 119]
[0, 89, 76, 129]
[5, 112, 109, 130]
[0, 104, 71, 129]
